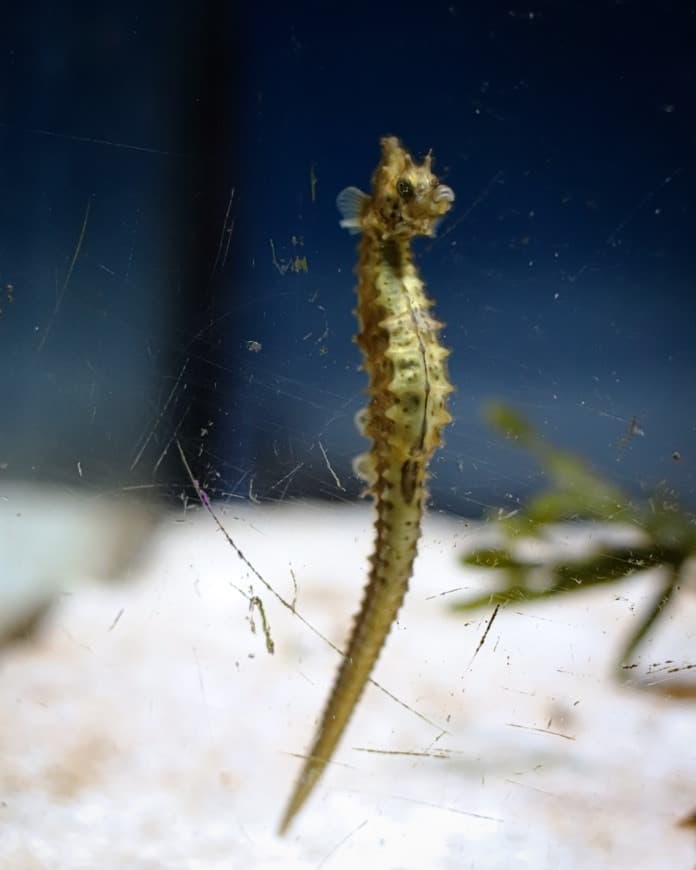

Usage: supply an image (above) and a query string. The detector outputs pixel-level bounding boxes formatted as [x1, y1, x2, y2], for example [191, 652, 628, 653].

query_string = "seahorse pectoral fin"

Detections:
[337, 186, 369, 233]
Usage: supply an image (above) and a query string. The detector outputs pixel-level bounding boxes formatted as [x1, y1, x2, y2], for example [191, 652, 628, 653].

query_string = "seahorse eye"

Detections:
[396, 179, 414, 201]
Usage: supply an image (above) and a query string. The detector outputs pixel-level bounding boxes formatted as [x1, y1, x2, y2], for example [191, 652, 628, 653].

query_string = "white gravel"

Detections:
[1, 495, 694, 869]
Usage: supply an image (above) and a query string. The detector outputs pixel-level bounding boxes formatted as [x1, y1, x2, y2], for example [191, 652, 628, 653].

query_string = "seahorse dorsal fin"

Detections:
[336, 186, 369, 234]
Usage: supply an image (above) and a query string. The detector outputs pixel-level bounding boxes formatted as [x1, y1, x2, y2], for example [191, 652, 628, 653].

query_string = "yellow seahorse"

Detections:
[279, 136, 455, 833]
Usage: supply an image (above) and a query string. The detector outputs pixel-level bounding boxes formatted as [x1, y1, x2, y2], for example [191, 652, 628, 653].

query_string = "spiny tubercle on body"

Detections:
[279, 136, 454, 833]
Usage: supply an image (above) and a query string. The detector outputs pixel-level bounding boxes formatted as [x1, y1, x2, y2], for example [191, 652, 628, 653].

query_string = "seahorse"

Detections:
[279, 136, 455, 833]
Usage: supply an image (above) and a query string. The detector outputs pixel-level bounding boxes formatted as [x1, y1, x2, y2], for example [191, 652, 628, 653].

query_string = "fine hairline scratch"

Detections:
[318, 440, 344, 490]
[175, 439, 445, 732]
[37, 196, 92, 353]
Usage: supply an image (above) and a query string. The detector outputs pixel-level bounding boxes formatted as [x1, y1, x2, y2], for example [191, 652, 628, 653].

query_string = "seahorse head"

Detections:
[367, 136, 455, 238]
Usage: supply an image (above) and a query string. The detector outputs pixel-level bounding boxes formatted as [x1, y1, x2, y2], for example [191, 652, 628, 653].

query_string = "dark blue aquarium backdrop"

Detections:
[1, 0, 694, 515]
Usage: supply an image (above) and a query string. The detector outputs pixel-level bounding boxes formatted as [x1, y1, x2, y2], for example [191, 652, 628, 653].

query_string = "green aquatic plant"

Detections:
[453, 402, 696, 683]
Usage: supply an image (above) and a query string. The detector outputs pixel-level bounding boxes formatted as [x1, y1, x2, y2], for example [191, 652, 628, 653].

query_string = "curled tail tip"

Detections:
[278, 786, 303, 835]
[278, 761, 322, 835]
[278, 793, 301, 836]
[277, 814, 293, 837]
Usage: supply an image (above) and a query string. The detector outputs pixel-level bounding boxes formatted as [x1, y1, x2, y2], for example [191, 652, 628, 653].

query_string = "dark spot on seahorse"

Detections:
[397, 178, 414, 201]
[382, 239, 403, 274]
[400, 459, 419, 504]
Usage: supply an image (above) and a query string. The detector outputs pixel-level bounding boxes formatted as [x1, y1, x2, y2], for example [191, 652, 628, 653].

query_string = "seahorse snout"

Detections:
[433, 184, 455, 203]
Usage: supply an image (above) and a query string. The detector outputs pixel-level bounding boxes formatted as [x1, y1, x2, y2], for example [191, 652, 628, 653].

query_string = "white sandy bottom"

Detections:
[1, 499, 694, 869]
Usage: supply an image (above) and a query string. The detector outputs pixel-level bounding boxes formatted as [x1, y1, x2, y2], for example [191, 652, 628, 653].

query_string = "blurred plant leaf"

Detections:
[454, 403, 695, 685]
[462, 548, 519, 569]
[484, 401, 539, 446]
